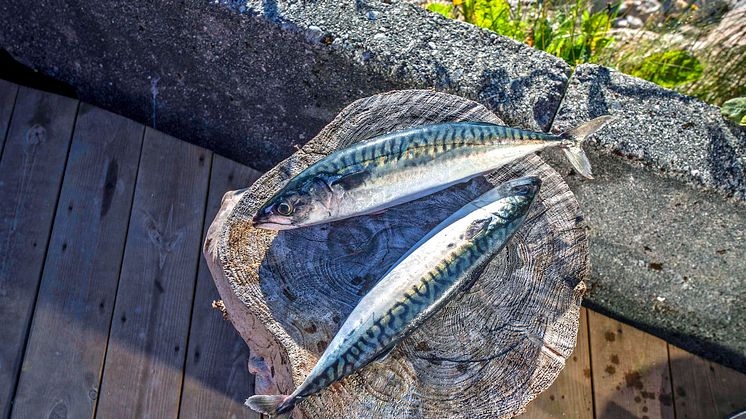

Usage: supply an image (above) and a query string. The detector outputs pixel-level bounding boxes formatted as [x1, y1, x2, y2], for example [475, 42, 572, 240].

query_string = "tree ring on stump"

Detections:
[205, 90, 589, 418]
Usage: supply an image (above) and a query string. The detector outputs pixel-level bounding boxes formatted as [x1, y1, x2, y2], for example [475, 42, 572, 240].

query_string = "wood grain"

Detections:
[669, 344, 746, 419]
[96, 128, 211, 419]
[588, 310, 675, 419]
[180, 154, 262, 419]
[205, 90, 589, 418]
[525, 308, 593, 418]
[0, 87, 78, 418]
[0, 80, 19, 156]
[10, 104, 144, 419]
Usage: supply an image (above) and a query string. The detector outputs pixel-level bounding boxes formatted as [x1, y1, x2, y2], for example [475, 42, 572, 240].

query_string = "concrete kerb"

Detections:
[548, 64, 746, 372]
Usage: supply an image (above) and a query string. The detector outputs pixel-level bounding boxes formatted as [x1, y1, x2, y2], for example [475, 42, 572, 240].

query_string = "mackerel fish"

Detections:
[252, 116, 612, 229]
[246, 176, 541, 415]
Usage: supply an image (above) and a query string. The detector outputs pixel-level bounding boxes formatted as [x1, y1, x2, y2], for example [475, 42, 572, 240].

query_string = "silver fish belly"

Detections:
[246, 176, 541, 415]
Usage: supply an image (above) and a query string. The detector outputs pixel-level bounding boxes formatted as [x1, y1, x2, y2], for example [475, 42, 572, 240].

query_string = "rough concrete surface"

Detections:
[544, 147, 746, 372]
[242, 0, 571, 131]
[553, 64, 746, 201]
[548, 64, 746, 372]
[0, 0, 569, 170]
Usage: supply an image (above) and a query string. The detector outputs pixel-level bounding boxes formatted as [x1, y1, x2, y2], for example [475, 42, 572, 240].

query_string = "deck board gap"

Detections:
[585, 309, 597, 419]
[665, 344, 678, 419]
[174, 152, 215, 418]
[6, 100, 80, 418]
[90, 123, 147, 419]
[0, 82, 20, 162]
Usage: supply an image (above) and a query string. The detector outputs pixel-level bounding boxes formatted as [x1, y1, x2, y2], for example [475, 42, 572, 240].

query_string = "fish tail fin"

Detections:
[560, 115, 616, 179]
[246, 394, 294, 416]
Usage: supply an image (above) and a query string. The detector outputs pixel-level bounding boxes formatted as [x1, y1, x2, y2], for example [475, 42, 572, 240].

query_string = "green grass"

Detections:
[423, 0, 742, 106]
[426, 0, 617, 66]
[721, 97, 746, 126]
[619, 49, 704, 89]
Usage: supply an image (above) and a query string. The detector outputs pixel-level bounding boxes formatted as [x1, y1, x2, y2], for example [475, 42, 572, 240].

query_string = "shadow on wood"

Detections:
[205, 90, 589, 418]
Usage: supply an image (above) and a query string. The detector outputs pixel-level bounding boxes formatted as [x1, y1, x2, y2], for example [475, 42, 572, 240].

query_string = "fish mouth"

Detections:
[505, 176, 542, 196]
[254, 221, 296, 230]
[252, 212, 295, 230]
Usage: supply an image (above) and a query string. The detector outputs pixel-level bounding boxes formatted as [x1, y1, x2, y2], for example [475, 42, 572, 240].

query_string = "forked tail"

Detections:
[559, 115, 616, 179]
[246, 394, 295, 417]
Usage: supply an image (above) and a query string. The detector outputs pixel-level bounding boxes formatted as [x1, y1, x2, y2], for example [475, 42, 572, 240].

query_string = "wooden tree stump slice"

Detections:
[204, 90, 588, 418]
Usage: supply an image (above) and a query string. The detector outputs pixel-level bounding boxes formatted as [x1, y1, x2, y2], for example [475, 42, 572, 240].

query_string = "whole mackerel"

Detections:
[252, 116, 611, 229]
[246, 176, 541, 416]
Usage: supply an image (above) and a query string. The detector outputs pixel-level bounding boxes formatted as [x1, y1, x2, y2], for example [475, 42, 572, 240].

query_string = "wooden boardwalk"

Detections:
[0, 80, 743, 418]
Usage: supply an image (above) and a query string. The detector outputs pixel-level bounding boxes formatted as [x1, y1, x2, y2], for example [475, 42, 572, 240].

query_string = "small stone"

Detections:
[373, 33, 387, 41]
[367, 10, 379, 21]
[306, 25, 324, 43]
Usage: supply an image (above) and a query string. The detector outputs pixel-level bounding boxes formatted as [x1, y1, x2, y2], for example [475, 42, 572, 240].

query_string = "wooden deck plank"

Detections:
[588, 310, 675, 419]
[10, 104, 144, 419]
[0, 80, 19, 156]
[179, 154, 262, 419]
[524, 308, 594, 418]
[0, 87, 78, 419]
[96, 128, 211, 419]
[669, 344, 746, 419]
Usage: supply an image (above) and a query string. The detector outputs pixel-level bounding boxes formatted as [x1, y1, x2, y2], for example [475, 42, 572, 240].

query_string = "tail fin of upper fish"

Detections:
[559, 115, 616, 179]
[246, 394, 294, 416]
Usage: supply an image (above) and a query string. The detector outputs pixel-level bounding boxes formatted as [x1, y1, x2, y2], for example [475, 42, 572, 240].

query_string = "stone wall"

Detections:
[1, 0, 744, 371]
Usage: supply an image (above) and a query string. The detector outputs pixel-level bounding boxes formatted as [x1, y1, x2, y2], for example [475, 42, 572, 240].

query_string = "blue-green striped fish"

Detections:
[252, 116, 611, 230]
[246, 176, 541, 415]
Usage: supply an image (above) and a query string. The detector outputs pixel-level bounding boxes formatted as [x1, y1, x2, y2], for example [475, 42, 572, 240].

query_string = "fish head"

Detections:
[491, 176, 542, 225]
[252, 176, 337, 230]
[503, 176, 541, 201]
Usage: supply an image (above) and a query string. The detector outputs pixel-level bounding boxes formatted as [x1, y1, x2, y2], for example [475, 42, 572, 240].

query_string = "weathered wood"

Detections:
[0, 87, 78, 418]
[0, 80, 19, 155]
[588, 310, 675, 419]
[668, 344, 746, 418]
[525, 307, 593, 418]
[10, 104, 144, 419]
[180, 154, 262, 419]
[205, 90, 589, 418]
[96, 128, 211, 418]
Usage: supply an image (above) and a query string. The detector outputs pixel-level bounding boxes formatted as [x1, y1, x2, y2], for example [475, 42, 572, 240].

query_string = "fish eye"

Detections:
[275, 201, 293, 216]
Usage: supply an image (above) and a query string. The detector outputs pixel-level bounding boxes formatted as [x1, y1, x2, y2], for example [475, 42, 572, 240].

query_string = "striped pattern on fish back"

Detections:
[311, 122, 556, 175]
[296, 217, 513, 398]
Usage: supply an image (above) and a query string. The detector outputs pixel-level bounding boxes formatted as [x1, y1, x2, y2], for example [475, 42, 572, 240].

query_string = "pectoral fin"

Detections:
[330, 170, 370, 190]
[464, 217, 491, 240]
